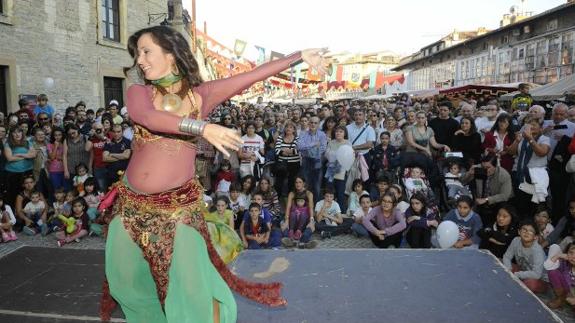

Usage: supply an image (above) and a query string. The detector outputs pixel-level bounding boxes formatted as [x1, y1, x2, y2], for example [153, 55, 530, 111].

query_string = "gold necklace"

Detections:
[162, 83, 183, 113]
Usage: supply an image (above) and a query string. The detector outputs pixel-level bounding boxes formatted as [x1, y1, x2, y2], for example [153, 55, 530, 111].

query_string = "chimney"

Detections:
[173, 0, 183, 24]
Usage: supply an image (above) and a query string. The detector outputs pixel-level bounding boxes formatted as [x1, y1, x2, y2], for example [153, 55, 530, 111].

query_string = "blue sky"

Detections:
[184, 0, 566, 58]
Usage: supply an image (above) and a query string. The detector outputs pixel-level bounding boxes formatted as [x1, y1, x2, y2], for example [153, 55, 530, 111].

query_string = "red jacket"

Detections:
[482, 131, 514, 173]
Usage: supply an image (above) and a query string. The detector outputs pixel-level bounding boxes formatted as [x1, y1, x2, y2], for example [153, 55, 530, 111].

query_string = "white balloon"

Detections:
[336, 145, 355, 170]
[436, 220, 459, 249]
[43, 77, 55, 89]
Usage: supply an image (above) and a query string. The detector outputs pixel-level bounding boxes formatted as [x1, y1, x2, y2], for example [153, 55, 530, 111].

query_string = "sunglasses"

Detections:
[39, 117, 48, 121]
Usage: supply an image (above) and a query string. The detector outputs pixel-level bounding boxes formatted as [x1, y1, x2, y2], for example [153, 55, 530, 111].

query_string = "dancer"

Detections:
[99, 25, 328, 323]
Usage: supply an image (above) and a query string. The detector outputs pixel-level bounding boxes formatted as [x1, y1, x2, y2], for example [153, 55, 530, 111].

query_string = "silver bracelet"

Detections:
[179, 118, 206, 136]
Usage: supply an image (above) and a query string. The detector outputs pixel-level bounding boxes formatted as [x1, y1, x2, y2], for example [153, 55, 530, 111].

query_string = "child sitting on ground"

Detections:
[240, 203, 270, 249]
[229, 182, 249, 230]
[73, 163, 91, 197]
[534, 208, 554, 248]
[442, 195, 483, 249]
[478, 205, 518, 258]
[214, 159, 235, 197]
[351, 194, 372, 238]
[503, 220, 546, 294]
[347, 179, 369, 216]
[315, 188, 353, 239]
[22, 191, 48, 236]
[0, 195, 17, 242]
[82, 177, 101, 221]
[56, 197, 89, 247]
[544, 242, 575, 309]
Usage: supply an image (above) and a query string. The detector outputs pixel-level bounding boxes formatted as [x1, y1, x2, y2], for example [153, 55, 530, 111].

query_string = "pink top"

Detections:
[125, 52, 302, 194]
[47, 143, 64, 173]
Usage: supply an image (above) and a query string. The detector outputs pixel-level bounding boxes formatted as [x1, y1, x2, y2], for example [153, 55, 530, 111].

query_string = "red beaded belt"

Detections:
[98, 178, 286, 321]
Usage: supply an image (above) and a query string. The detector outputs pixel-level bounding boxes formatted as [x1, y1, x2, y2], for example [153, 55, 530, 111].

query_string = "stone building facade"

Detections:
[394, 2, 575, 91]
[0, 0, 168, 116]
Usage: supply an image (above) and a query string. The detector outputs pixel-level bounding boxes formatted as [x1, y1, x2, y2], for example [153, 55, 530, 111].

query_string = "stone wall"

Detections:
[0, 0, 167, 114]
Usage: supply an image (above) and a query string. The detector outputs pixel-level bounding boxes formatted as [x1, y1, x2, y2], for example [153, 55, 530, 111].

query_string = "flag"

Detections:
[335, 65, 343, 82]
[255, 45, 266, 65]
[369, 71, 377, 89]
[295, 64, 302, 83]
[234, 39, 247, 57]
[270, 51, 285, 61]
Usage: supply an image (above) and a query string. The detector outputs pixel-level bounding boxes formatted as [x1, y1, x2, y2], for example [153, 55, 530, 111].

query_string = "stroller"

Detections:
[440, 152, 473, 210]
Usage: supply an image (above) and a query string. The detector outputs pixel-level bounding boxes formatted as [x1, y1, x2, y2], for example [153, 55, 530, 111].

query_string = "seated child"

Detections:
[442, 195, 483, 249]
[545, 242, 575, 309]
[445, 162, 471, 200]
[0, 195, 17, 242]
[362, 192, 406, 248]
[205, 196, 243, 264]
[82, 177, 101, 221]
[534, 208, 554, 248]
[22, 191, 48, 236]
[240, 203, 270, 249]
[405, 192, 438, 249]
[351, 194, 372, 238]
[229, 182, 249, 230]
[388, 184, 409, 215]
[478, 205, 518, 258]
[281, 192, 317, 249]
[73, 163, 91, 197]
[545, 197, 575, 251]
[503, 220, 546, 294]
[214, 159, 235, 197]
[347, 179, 369, 216]
[56, 197, 89, 247]
[404, 167, 428, 199]
[370, 175, 392, 206]
[289, 195, 310, 240]
[315, 188, 353, 239]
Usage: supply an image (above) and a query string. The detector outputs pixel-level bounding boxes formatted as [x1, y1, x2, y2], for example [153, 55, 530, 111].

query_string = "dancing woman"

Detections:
[99, 26, 327, 323]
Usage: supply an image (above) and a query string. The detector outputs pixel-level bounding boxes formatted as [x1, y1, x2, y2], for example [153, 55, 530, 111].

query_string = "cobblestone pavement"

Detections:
[1, 233, 573, 322]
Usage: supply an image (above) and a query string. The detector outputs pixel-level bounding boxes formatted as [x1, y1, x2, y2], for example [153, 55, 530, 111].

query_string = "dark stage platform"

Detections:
[0, 247, 562, 323]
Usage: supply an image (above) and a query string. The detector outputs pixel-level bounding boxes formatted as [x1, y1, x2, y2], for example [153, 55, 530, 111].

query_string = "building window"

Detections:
[525, 43, 536, 70]
[0, 66, 7, 117]
[101, 0, 120, 42]
[535, 39, 548, 68]
[562, 32, 574, 65]
[104, 77, 124, 108]
[548, 36, 561, 67]
[547, 19, 558, 32]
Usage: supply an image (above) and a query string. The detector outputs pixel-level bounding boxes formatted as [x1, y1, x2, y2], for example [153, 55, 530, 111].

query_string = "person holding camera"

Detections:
[462, 153, 513, 226]
[86, 122, 110, 192]
[508, 118, 550, 221]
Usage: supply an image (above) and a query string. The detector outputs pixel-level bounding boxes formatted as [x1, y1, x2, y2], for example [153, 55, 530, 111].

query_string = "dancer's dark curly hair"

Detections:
[127, 26, 203, 91]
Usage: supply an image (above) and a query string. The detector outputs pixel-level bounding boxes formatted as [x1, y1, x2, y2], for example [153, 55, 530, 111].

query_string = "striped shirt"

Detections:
[275, 135, 301, 164]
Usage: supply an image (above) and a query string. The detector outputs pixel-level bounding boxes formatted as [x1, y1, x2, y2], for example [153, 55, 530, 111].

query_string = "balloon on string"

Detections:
[436, 220, 459, 249]
[336, 145, 354, 170]
[43, 77, 55, 89]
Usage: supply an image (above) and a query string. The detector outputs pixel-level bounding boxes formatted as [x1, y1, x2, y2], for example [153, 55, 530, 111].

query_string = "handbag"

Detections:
[272, 159, 288, 175]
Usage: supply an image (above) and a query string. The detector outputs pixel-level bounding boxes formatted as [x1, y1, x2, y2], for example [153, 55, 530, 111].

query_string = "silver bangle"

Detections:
[179, 118, 206, 136]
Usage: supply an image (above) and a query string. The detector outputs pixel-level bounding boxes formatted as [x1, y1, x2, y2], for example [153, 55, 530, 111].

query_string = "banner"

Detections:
[234, 39, 247, 57]
[255, 45, 266, 65]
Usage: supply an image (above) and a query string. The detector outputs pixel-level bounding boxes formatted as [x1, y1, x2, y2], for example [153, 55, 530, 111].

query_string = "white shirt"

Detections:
[346, 122, 376, 155]
[315, 200, 341, 226]
[542, 119, 575, 155]
[353, 207, 373, 220]
[240, 134, 264, 163]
